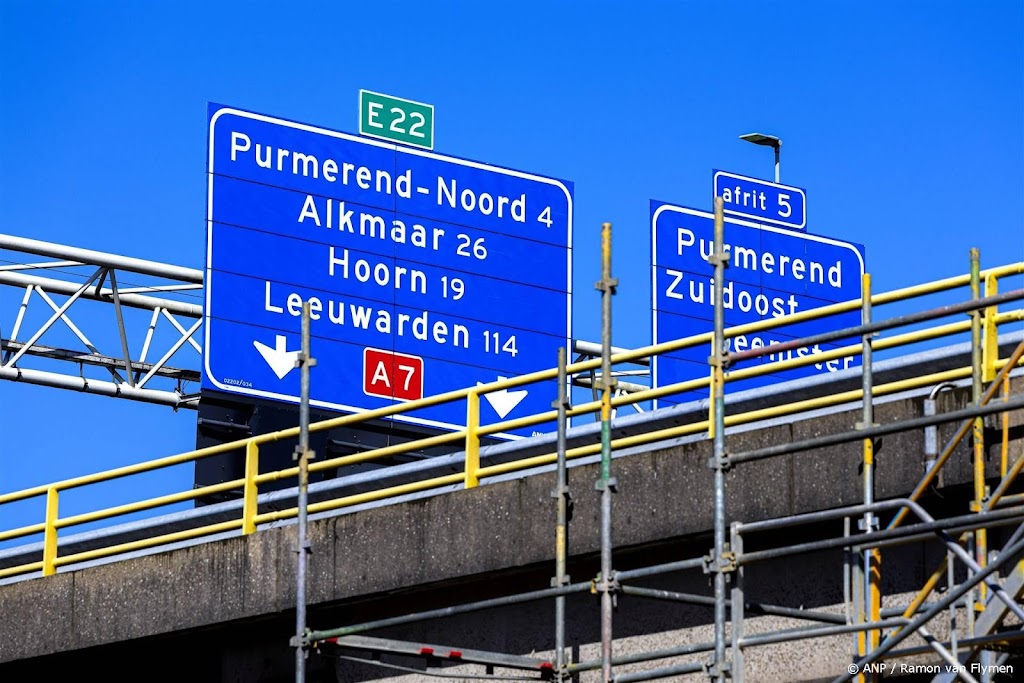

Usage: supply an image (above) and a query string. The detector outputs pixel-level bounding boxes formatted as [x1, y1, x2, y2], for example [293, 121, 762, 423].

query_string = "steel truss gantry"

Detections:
[0, 233, 204, 409]
[298, 208, 1024, 683]
[0, 233, 651, 416]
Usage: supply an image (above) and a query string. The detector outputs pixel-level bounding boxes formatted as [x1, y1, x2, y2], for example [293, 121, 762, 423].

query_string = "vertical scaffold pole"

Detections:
[859, 273, 881, 679]
[730, 521, 745, 683]
[846, 512, 865, 682]
[294, 303, 316, 683]
[554, 347, 571, 680]
[596, 222, 618, 683]
[969, 248, 990, 681]
[710, 197, 730, 683]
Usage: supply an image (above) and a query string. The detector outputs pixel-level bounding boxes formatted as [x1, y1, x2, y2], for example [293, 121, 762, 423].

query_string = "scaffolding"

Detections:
[297, 205, 1024, 683]
[1, 219, 1024, 683]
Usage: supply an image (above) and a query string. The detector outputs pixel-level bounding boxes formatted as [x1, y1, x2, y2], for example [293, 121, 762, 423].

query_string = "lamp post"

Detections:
[739, 133, 781, 183]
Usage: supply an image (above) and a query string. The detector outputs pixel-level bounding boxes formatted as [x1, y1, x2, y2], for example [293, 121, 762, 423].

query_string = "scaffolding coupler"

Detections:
[591, 570, 621, 605]
[708, 249, 731, 270]
[703, 658, 731, 679]
[289, 629, 312, 649]
[551, 485, 574, 516]
[551, 394, 572, 411]
[551, 574, 572, 588]
[706, 352, 733, 372]
[594, 275, 618, 295]
[708, 451, 733, 472]
[857, 516, 880, 532]
[703, 546, 737, 575]
[855, 420, 881, 442]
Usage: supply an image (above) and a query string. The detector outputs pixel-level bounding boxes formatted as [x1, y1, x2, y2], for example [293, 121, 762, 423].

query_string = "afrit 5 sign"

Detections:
[713, 170, 807, 231]
[203, 104, 572, 438]
[651, 201, 864, 407]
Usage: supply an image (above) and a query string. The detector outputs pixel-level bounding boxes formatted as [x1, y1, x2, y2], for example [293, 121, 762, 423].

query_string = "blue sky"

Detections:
[1, 2, 1022, 534]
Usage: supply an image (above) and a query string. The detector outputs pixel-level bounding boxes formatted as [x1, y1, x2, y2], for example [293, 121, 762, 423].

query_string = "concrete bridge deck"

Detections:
[2, 338, 1023, 682]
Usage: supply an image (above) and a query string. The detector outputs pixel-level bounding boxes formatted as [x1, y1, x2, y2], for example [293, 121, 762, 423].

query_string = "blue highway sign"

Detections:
[651, 201, 864, 407]
[204, 104, 572, 438]
[713, 170, 807, 230]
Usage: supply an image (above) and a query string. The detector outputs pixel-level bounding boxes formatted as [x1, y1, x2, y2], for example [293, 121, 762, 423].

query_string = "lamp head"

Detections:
[739, 133, 781, 149]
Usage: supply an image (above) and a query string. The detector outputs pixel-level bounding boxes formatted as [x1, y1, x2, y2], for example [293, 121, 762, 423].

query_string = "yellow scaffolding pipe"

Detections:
[984, 273, 1000, 382]
[1002, 375, 1011, 479]
[889, 339, 1024, 530]
[890, 340, 1024, 634]
[971, 250, 988, 607]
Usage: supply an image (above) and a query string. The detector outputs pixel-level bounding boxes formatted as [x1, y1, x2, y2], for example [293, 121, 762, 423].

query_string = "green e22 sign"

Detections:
[359, 90, 434, 150]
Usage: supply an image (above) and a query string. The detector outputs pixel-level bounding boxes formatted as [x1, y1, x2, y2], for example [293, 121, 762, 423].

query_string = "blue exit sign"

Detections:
[714, 170, 807, 231]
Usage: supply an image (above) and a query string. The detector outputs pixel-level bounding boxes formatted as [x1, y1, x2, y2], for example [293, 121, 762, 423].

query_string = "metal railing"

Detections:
[302, 236, 1024, 683]
[2, 231, 1024, 683]
[0, 259, 1020, 586]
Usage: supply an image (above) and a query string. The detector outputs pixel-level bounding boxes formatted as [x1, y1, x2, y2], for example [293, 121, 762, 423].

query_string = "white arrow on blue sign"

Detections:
[204, 105, 573, 439]
[651, 201, 865, 408]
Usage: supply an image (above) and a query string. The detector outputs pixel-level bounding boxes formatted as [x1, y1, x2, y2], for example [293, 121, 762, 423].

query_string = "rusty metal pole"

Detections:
[554, 346, 572, 680]
[293, 302, 316, 683]
[971, 249, 986, 569]
[710, 197, 730, 683]
[969, 248, 991, 681]
[596, 222, 618, 683]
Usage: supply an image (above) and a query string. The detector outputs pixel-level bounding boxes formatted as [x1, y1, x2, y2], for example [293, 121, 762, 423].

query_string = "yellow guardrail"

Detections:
[0, 262, 1022, 580]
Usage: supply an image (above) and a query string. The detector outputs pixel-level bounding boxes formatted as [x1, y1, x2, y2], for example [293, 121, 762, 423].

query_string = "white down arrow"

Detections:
[477, 377, 528, 419]
[253, 335, 299, 380]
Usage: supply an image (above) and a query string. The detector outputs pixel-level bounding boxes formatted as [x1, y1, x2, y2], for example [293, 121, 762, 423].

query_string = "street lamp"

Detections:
[739, 133, 781, 184]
